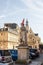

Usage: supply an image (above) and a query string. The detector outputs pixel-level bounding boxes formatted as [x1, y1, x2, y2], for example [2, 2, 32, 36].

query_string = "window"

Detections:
[1, 33, 3, 35]
[29, 35, 32, 39]
[38, 41, 39, 43]
[2, 50, 10, 56]
[30, 31, 31, 33]
[33, 39, 34, 40]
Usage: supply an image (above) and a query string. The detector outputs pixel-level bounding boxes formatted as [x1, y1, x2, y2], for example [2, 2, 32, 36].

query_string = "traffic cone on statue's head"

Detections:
[21, 19, 25, 26]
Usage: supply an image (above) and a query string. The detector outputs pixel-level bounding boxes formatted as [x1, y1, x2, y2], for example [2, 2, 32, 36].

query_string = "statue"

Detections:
[20, 19, 28, 46]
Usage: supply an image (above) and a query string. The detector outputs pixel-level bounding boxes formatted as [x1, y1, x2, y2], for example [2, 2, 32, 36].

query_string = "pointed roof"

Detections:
[29, 27, 33, 33]
[26, 19, 28, 26]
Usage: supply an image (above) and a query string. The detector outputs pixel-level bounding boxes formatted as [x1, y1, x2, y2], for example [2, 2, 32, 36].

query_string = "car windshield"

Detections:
[30, 49, 37, 52]
[0, 50, 10, 56]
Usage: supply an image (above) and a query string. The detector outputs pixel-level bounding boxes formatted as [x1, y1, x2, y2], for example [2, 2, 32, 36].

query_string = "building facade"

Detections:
[26, 22, 41, 49]
[0, 23, 20, 50]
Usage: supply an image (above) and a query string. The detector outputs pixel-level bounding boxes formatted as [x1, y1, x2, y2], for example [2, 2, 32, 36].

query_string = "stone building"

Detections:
[27, 28, 41, 49]
[26, 20, 41, 49]
[0, 23, 20, 50]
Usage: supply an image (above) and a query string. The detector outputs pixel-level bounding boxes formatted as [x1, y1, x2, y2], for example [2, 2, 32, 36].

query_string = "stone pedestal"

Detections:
[17, 46, 29, 60]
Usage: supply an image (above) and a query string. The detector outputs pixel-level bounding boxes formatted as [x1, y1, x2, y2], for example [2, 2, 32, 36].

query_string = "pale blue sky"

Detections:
[0, 0, 43, 42]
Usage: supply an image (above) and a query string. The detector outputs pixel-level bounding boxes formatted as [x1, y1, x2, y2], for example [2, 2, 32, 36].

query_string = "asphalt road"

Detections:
[29, 53, 43, 65]
[33, 53, 43, 62]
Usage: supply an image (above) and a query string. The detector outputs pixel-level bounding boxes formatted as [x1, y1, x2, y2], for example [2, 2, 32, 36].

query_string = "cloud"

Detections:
[0, 15, 5, 20]
[21, 0, 43, 11]
[2, 0, 43, 21]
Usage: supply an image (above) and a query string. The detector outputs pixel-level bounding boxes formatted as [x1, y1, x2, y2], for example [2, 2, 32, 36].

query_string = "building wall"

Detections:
[0, 31, 8, 49]
[8, 31, 19, 49]
[27, 28, 41, 49]
[0, 29, 19, 50]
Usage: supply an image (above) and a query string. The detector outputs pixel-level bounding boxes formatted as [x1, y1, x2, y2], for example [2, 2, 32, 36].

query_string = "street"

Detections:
[33, 53, 43, 61]
[29, 53, 43, 65]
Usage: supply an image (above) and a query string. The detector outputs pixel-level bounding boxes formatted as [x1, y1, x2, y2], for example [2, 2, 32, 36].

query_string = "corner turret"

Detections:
[26, 19, 29, 32]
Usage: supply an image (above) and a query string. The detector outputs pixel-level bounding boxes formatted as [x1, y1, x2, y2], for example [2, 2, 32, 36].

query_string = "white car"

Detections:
[0, 62, 13, 65]
[0, 50, 13, 65]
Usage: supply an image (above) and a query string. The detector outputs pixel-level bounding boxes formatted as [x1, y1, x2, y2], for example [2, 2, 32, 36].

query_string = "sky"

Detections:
[0, 0, 43, 42]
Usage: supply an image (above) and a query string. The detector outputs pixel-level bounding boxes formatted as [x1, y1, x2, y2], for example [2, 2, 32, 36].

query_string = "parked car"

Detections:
[29, 48, 40, 59]
[9, 49, 18, 61]
[0, 50, 13, 65]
